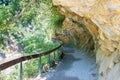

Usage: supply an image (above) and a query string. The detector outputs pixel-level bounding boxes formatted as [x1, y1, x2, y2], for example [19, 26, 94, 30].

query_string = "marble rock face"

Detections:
[52, 0, 120, 80]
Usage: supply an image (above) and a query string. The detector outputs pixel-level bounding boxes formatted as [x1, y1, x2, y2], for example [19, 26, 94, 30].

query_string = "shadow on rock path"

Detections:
[36, 47, 98, 80]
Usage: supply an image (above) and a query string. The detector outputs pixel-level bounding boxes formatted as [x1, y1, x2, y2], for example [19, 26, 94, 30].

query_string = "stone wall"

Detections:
[52, 0, 120, 80]
[55, 12, 95, 52]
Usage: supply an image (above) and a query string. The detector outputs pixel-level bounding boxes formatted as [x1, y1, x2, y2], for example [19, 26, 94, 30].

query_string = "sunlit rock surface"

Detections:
[52, 0, 120, 80]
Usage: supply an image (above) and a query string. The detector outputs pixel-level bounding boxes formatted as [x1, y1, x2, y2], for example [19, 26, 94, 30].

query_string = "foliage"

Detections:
[0, 0, 21, 28]
[50, 5, 65, 28]
[0, 0, 64, 79]
[22, 35, 59, 55]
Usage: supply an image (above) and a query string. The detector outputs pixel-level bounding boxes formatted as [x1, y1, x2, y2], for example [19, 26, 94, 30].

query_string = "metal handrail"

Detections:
[0, 44, 63, 80]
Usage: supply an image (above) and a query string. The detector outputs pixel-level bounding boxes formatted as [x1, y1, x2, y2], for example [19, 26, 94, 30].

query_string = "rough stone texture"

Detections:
[55, 17, 95, 52]
[52, 0, 120, 80]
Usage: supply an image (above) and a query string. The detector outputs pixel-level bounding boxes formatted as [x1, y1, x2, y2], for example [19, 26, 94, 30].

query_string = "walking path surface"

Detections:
[36, 47, 98, 80]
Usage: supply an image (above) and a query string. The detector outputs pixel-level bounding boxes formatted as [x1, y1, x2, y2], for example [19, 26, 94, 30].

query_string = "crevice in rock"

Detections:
[55, 7, 97, 54]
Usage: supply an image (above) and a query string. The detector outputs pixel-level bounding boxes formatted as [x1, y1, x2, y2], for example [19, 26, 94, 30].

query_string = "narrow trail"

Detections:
[37, 47, 98, 80]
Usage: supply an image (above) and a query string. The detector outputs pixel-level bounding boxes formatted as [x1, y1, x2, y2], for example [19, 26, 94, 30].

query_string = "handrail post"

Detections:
[18, 62, 22, 80]
[54, 51, 56, 60]
[57, 49, 59, 63]
[38, 57, 42, 76]
[0, 44, 63, 80]
[59, 47, 62, 59]
[57, 48, 62, 62]
[48, 54, 50, 67]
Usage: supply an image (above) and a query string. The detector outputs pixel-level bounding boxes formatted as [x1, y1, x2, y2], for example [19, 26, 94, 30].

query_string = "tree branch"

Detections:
[0, 0, 35, 31]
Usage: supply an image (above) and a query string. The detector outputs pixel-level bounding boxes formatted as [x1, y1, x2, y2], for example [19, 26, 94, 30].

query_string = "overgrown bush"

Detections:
[0, 0, 64, 80]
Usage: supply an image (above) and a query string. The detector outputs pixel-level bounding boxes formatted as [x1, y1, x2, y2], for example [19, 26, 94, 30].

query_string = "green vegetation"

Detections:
[0, 0, 64, 80]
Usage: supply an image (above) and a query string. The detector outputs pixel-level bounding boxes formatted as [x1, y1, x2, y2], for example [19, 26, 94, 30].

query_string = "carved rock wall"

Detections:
[53, 0, 120, 80]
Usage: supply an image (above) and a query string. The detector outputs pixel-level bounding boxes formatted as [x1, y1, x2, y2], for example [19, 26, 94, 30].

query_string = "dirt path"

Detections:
[36, 47, 98, 80]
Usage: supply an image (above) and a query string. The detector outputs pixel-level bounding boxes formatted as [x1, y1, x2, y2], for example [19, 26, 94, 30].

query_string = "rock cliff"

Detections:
[52, 0, 120, 80]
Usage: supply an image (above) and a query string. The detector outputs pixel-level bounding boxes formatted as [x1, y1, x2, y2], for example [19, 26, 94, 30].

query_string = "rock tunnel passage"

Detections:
[36, 47, 98, 80]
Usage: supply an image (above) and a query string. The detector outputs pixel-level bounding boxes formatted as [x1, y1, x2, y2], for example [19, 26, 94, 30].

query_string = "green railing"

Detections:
[0, 44, 63, 80]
